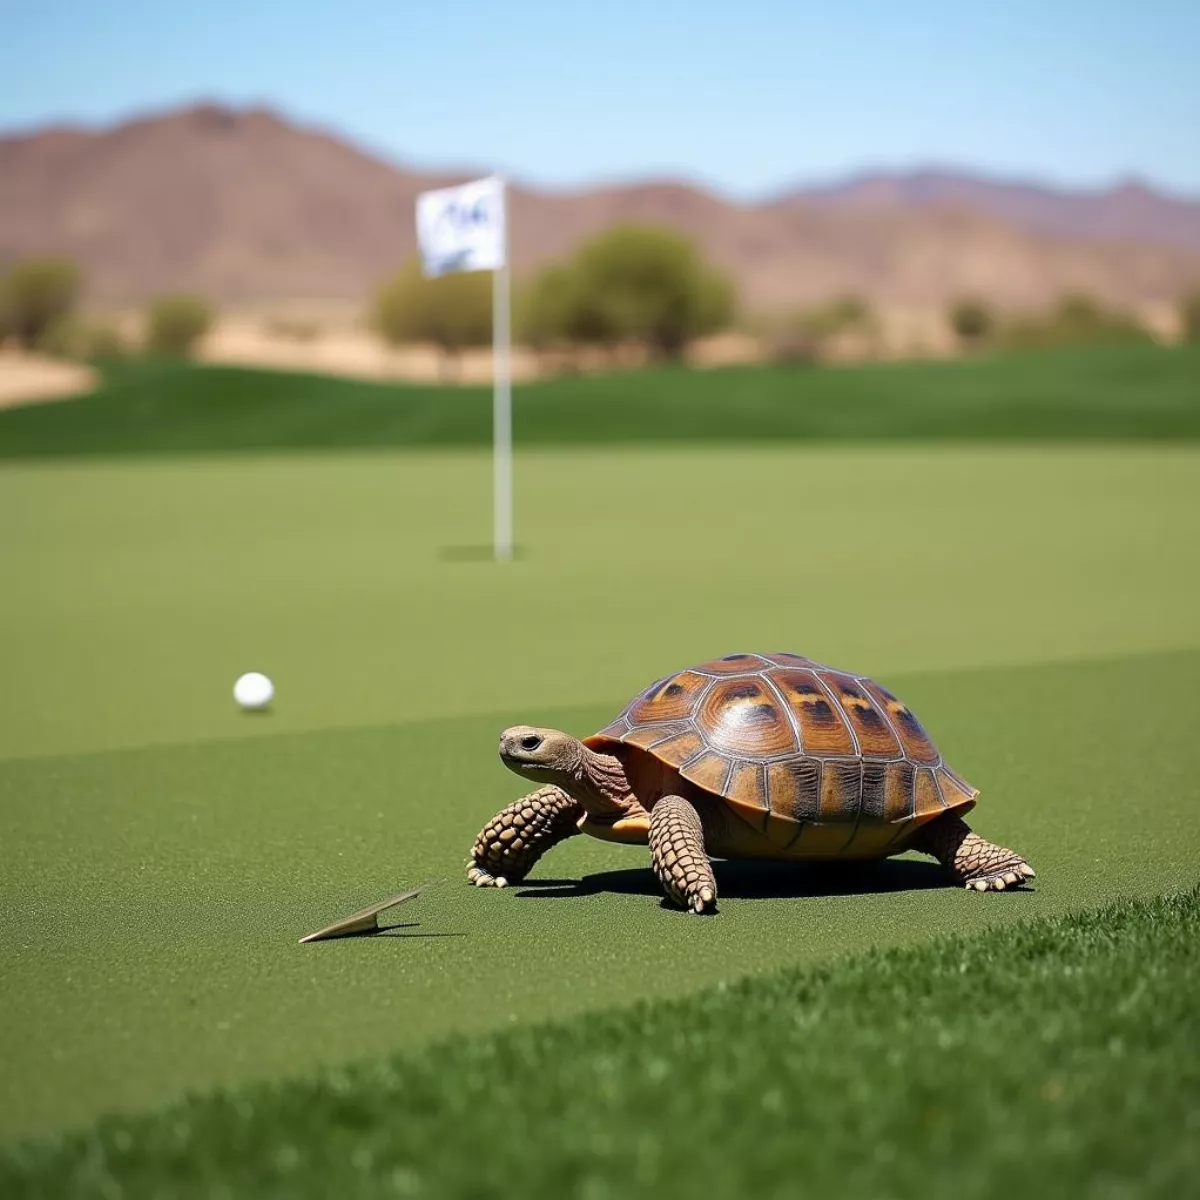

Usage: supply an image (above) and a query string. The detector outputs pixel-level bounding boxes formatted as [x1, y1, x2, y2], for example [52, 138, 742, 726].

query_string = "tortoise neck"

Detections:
[569, 747, 632, 816]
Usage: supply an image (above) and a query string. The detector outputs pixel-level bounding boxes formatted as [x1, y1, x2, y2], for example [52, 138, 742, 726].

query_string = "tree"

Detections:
[372, 259, 492, 378]
[566, 224, 736, 360]
[0, 257, 82, 349]
[949, 297, 994, 346]
[145, 294, 214, 356]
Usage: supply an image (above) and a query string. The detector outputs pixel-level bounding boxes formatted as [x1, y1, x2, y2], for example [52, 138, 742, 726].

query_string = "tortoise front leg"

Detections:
[649, 795, 718, 914]
[915, 812, 1036, 891]
[467, 785, 583, 888]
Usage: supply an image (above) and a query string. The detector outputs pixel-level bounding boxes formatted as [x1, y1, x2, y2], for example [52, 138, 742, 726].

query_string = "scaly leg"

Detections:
[915, 812, 1036, 891]
[649, 794, 717, 914]
[467, 786, 583, 888]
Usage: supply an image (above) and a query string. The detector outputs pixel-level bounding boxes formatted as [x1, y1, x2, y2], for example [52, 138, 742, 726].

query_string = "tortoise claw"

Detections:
[965, 864, 1034, 893]
[467, 865, 508, 889]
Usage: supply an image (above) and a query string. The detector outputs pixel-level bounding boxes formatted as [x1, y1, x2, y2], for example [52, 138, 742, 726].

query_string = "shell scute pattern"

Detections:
[770, 668, 858, 757]
[820, 670, 903, 759]
[589, 654, 979, 843]
[860, 679, 940, 765]
[629, 671, 711, 725]
[696, 676, 798, 758]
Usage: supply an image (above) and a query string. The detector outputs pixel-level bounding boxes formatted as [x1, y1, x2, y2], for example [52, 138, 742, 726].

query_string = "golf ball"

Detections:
[234, 671, 274, 711]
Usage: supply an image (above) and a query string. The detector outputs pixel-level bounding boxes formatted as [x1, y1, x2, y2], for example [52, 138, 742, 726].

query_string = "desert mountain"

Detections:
[2, 103, 1198, 312]
[787, 169, 1200, 250]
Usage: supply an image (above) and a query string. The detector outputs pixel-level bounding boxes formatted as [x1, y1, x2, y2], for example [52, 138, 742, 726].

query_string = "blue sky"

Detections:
[3, 0, 1198, 197]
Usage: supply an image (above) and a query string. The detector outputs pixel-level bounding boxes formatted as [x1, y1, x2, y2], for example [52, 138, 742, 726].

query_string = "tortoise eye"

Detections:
[521, 734, 543, 751]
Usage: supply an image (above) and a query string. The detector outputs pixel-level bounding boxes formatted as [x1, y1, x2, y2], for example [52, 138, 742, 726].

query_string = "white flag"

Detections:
[415, 176, 506, 278]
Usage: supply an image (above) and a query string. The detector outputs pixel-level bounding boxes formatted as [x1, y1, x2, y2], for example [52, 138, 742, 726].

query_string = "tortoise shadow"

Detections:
[516, 857, 952, 901]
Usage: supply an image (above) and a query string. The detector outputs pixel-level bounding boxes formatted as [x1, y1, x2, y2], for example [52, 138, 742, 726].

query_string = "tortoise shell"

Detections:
[584, 652, 978, 859]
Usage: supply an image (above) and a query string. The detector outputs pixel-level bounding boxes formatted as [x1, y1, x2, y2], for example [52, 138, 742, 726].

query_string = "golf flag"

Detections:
[415, 176, 507, 278]
[414, 176, 514, 561]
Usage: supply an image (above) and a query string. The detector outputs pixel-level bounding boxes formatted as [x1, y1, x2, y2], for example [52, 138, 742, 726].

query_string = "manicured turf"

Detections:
[3, 886, 1198, 1199]
[3, 648, 1200, 1141]
[0, 342, 1198, 459]
[2, 446, 1198, 761]
[1, 440, 1197, 1164]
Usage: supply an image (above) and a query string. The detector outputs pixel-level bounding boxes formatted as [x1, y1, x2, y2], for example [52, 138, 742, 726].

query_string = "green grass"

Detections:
[1, 342, 1198, 459]
[2, 446, 1198, 761]
[2, 439, 1198, 1169]
[3, 648, 1200, 1142]
[3, 885, 1198, 1199]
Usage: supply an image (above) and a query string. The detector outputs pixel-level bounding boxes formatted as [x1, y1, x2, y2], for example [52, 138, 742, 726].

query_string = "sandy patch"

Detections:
[0, 350, 97, 409]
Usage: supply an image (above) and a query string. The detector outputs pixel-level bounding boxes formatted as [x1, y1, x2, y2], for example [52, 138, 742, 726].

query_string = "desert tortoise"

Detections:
[468, 652, 1034, 913]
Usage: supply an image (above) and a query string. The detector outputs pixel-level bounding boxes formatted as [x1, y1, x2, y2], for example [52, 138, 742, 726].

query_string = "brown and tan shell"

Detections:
[584, 652, 978, 859]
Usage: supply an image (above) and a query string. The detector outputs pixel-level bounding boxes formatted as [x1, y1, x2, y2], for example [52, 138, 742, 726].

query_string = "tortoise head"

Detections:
[499, 725, 639, 825]
[498, 726, 583, 784]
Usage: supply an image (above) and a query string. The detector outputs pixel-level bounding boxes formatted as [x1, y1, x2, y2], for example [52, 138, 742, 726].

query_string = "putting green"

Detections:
[1, 445, 1198, 1142]
[1, 446, 1198, 761]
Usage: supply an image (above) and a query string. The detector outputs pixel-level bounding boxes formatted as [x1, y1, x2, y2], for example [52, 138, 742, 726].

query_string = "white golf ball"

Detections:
[234, 672, 274, 711]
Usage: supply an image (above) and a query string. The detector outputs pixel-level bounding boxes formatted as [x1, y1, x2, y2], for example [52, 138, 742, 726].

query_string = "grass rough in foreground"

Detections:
[4, 886, 1198, 1199]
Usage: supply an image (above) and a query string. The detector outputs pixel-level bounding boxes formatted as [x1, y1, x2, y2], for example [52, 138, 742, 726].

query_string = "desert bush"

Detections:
[0, 257, 82, 348]
[757, 309, 822, 366]
[516, 264, 579, 351]
[373, 259, 492, 378]
[949, 296, 994, 346]
[36, 315, 126, 361]
[1001, 293, 1152, 350]
[145, 294, 214, 356]
[566, 224, 736, 360]
[804, 295, 875, 341]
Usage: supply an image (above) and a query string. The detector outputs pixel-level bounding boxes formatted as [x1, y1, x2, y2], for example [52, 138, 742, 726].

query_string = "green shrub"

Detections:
[1002, 293, 1152, 350]
[35, 315, 126, 361]
[88, 323, 128, 359]
[0, 257, 82, 348]
[808, 295, 873, 337]
[949, 296, 994, 345]
[568, 223, 736, 360]
[516, 264, 579, 351]
[145, 294, 214, 357]
[372, 259, 492, 378]
[758, 309, 822, 365]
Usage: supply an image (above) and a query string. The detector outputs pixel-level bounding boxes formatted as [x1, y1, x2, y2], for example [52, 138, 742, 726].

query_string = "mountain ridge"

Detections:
[2, 102, 1197, 310]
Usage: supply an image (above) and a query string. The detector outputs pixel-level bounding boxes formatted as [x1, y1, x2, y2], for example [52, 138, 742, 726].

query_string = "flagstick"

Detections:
[492, 185, 513, 563]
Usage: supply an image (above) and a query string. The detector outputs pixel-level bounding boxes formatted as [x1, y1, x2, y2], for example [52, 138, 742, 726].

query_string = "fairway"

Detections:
[2, 441, 1199, 1150]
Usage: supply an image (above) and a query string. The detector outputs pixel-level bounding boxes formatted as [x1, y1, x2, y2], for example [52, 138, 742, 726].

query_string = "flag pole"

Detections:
[492, 177, 513, 562]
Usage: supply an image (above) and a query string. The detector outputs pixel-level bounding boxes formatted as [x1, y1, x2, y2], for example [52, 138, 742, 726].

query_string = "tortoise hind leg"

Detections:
[915, 812, 1035, 891]
[649, 795, 717, 914]
[467, 786, 582, 888]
